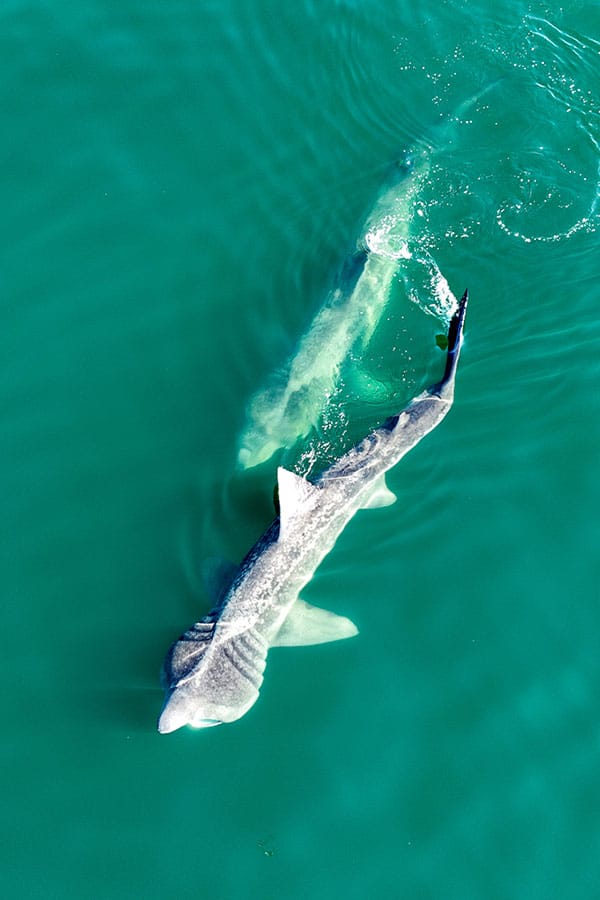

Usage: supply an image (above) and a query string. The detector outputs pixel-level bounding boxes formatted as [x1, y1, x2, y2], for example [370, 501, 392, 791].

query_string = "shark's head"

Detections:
[396, 142, 433, 178]
[395, 150, 414, 176]
[157, 688, 224, 733]
[158, 618, 266, 734]
[157, 651, 262, 734]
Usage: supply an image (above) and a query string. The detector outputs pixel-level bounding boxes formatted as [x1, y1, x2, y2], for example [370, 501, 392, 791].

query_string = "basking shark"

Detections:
[237, 85, 494, 470]
[237, 162, 428, 470]
[158, 290, 468, 733]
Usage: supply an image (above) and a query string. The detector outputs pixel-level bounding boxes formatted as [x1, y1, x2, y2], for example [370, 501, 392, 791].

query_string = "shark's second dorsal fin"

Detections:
[271, 598, 358, 647]
[277, 467, 319, 539]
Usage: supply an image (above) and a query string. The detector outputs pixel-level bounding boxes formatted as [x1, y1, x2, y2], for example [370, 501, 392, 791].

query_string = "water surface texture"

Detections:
[2, 1, 600, 898]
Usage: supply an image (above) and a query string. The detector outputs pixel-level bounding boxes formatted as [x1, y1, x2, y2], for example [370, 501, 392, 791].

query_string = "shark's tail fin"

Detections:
[431, 289, 468, 400]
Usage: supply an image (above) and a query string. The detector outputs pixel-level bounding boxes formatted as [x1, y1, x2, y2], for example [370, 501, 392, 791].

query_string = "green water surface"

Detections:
[2, 1, 599, 898]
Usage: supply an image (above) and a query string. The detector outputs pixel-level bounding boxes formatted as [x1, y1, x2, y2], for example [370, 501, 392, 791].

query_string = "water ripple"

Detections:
[485, 15, 600, 246]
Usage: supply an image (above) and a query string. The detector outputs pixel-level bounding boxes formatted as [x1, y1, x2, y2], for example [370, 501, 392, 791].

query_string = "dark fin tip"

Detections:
[430, 288, 468, 396]
[447, 289, 468, 356]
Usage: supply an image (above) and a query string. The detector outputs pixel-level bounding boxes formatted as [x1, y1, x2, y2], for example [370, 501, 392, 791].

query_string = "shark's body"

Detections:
[158, 291, 468, 733]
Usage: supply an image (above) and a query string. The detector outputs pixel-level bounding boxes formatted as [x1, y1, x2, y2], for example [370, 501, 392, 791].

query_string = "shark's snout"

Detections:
[158, 690, 224, 734]
[157, 715, 182, 734]
[157, 689, 194, 734]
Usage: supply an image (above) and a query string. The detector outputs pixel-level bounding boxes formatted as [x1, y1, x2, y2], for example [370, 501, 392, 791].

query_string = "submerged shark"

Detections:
[158, 290, 468, 732]
[237, 85, 494, 471]
[237, 162, 427, 470]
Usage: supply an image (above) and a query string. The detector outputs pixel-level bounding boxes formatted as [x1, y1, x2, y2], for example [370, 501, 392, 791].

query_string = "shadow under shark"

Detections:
[158, 290, 468, 733]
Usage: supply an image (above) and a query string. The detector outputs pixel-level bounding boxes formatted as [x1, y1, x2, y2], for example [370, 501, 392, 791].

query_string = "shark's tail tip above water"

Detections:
[431, 288, 468, 400]
[449, 288, 468, 349]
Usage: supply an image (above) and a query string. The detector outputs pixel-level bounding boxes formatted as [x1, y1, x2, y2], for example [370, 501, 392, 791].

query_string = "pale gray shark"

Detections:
[158, 290, 468, 732]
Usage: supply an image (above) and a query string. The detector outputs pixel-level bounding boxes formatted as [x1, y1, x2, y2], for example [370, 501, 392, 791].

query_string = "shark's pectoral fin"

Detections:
[271, 598, 358, 647]
[361, 474, 396, 509]
[277, 467, 320, 539]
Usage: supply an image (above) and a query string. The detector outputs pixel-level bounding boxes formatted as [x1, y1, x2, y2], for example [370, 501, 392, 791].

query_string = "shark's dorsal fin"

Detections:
[271, 598, 358, 647]
[277, 468, 319, 539]
[361, 473, 397, 509]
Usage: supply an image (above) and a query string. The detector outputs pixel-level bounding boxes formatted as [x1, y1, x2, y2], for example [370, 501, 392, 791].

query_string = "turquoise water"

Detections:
[2, 1, 600, 897]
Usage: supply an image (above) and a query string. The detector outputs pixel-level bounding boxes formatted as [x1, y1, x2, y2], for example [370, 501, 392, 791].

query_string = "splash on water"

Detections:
[401, 250, 458, 321]
[365, 216, 413, 260]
